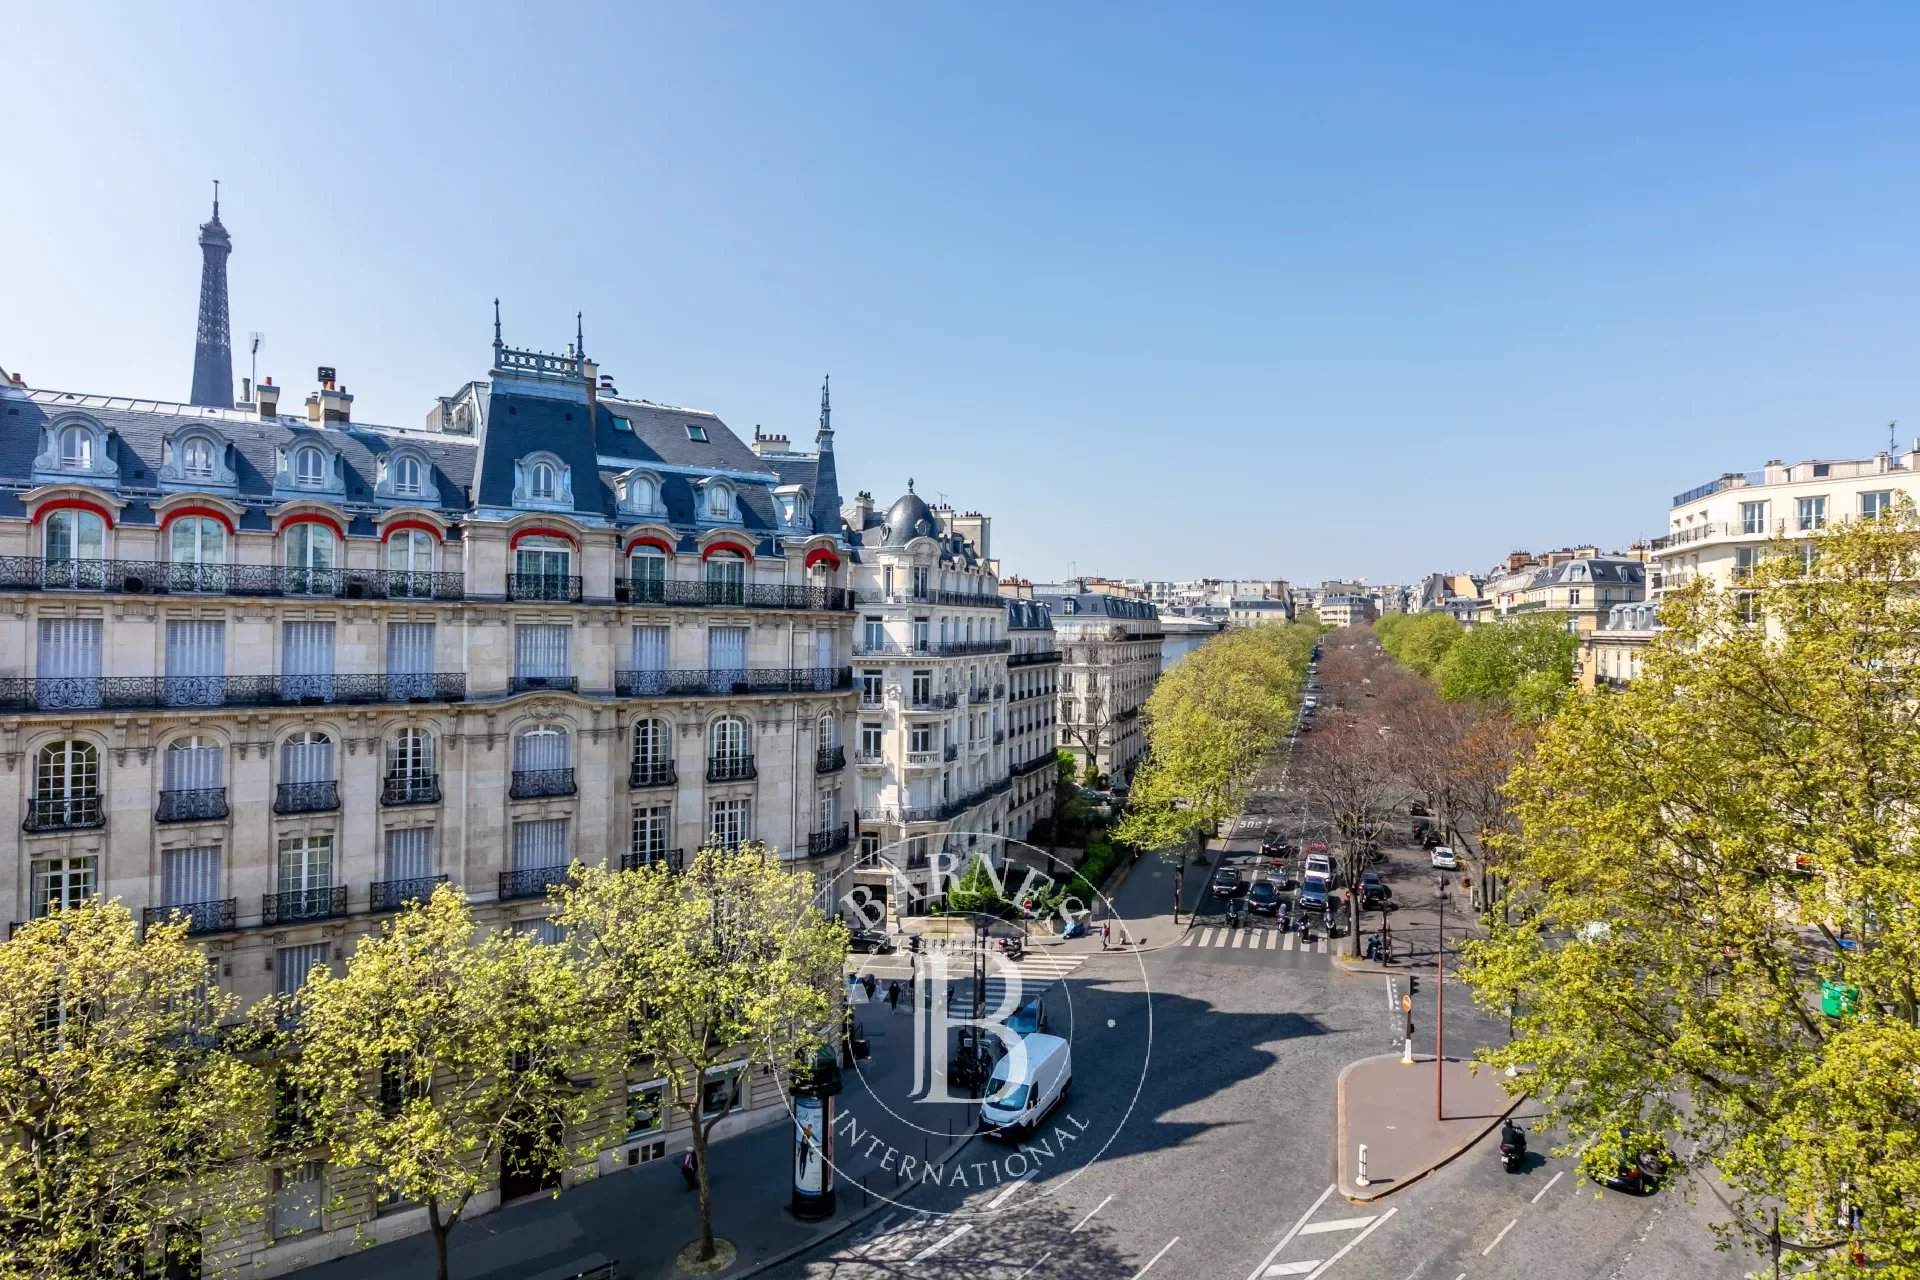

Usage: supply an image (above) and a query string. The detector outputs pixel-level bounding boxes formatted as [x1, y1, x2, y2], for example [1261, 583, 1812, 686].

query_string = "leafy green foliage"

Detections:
[945, 857, 1011, 915]
[0, 902, 271, 1280]
[1374, 612, 1463, 676]
[1462, 508, 1920, 1274]
[1433, 615, 1576, 718]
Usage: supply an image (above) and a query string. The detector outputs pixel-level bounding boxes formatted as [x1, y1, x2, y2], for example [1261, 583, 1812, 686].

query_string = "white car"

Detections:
[1304, 852, 1334, 881]
[1429, 845, 1459, 870]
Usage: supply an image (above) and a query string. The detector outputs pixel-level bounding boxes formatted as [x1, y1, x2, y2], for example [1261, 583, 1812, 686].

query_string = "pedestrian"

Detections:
[1101, 920, 1111, 951]
[680, 1148, 698, 1191]
[862, 972, 878, 1002]
[887, 980, 901, 1012]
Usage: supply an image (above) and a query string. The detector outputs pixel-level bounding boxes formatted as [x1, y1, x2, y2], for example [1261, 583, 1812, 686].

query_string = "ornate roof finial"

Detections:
[819, 374, 832, 434]
[492, 298, 502, 347]
[907, 476, 915, 494]
[576, 311, 585, 360]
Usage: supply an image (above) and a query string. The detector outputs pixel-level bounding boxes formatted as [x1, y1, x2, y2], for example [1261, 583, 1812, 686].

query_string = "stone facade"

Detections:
[1037, 589, 1162, 785]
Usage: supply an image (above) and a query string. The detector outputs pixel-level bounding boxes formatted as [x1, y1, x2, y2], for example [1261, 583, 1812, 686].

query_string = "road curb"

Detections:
[730, 1126, 982, 1277]
[1333, 1053, 1524, 1205]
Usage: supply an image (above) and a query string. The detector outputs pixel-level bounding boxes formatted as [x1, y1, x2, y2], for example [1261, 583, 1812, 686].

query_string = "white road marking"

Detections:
[1283, 932, 1298, 951]
[850, 1213, 904, 1256]
[1071, 1194, 1114, 1233]
[987, 1171, 1034, 1208]
[1299, 1215, 1377, 1235]
[1130, 1236, 1179, 1278]
[1482, 1216, 1518, 1256]
[1245, 1184, 1337, 1280]
[1181, 932, 1197, 947]
[1015, 1248, 1055, 1278]
[1305, 1208, 1396, 1278]
[1265, 1262, 1321, 1277]
[1532, 1170, 1564, 1203]
[909, 1223, 973, 1264]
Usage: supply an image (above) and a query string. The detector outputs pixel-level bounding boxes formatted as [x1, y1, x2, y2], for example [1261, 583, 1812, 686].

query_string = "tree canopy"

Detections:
[1462, 509, 1920, 1274]
[1432, 614, 1577, 718]
[1374, 611, 1464, 677]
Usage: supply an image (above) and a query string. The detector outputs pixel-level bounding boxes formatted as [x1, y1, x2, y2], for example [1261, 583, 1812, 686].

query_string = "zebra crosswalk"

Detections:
[1181, 926, 1335, 956]
[949, 951, 1085, 1016]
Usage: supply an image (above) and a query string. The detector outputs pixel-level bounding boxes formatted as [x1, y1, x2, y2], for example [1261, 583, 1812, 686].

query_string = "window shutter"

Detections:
[162, 847, 222, 907]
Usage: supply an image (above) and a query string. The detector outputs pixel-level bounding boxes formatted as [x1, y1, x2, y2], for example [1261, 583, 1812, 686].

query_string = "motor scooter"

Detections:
[1499, 1121, 1528, 1173]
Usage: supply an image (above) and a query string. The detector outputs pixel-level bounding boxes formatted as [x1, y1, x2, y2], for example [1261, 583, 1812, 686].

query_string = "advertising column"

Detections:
[792, 1045, 841, 1220]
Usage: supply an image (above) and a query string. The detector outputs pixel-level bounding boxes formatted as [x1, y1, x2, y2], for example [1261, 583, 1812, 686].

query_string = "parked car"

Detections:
[1247, 880, 1282, 915]
[1211, 866, 1245, 897]
[1304, 852, 1336, 885]
[1409, 800, 1431, 817]
[849, 928, 897, 955]
[1430, 845, 1459, 870]
[1358, 871, 1391, 908]
[1296, 875, 1332, 914]
[1261, 835, 1295, 857]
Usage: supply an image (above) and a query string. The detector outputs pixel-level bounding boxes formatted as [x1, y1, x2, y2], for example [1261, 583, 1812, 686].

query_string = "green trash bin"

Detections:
[1820, 979, 1861, 1019]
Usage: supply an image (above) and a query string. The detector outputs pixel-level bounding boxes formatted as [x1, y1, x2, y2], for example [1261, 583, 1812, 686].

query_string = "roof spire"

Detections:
[576, 311, 585, 360]
[189, 183, 234, 408]
[809, 374, 844, 538]
[493, 298, 502, 346]
[819, 374, 831, 434]
[211, 178, 220, 222]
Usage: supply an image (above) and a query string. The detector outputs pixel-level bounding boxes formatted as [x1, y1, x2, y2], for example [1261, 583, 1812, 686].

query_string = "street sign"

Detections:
[1400, 994, 1413, 1013]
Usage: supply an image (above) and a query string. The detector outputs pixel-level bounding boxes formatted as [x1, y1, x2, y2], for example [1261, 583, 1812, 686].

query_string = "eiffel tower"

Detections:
[189, 181, 233, 408]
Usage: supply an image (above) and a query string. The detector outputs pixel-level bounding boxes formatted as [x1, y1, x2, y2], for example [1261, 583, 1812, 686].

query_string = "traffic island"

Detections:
[1335, 1053, 1522, 1202]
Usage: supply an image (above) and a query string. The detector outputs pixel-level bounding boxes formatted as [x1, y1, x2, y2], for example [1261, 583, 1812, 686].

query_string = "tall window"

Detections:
[631, 805, 671, 863]
[513, 624, 572, 688]
[281, 731, 336, 791]
[284, 523, 337, 595]
[708, 798, 752, 849]
[1861, 490, 1894, 520]
[817, 713, 838, 749]
[911, 567, 930, 597]
[709, 717, 750, 767]
[42, 508, 105, 588]
[862, 617, 886, 651]
[30, 856, 96, 918]
[277, 834, 334, 897]
[1797, 496, 1828, 532]
[163, 736, 224, 807]
[164, 619, 225, 707]
[36, 618, 102, 711]
[627, 476, 657, 511]
[161, 846, 221, 912]
[706, 626, 748, 694]
[511, 818, 570, 871]
[392, 455, 423, 496]
[514, 725, 571, 774]
[1740, 500, 1768, 535]
[58, 426, 92, 469]
[860, 669, 883, 703]
[384, 827, 435, 882]
[293, 447, 327, 487]
[387, 622, 435, 699]
[388, 728, 436, 786]
[282, 621, 337, 700]
[860, 722, 883, 757]
[33, 740, 99, 830]
[705, 551, 746, 605]
[910, 671, 932, 706]
[817, 789, 839, 835]
[168, 516, 227, 591]
[182, 437, 216, 479]
[387, 529, 436, 595]
[514, 537, 571, 598]
[630, 547, 666, 603]
[632, 718, 672, 781]
[530, 462, 557, 501]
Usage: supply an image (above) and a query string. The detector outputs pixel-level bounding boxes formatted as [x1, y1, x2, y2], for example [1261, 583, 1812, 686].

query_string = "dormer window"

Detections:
[707, 485, 732, 520]
[531, 462, 557, 501]
[182, 438, 215, 479]
[59, 427, 92, 470]
[686, 424, 709, 443]
[512, 453, 572, 509]
[621, 472, 663, 515]
[294, 446, 327, 488]
[393, 455, 423, 496]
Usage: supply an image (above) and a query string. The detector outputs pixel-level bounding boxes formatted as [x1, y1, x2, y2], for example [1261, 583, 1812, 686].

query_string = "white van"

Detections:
[980, 1033, 1071, 1136]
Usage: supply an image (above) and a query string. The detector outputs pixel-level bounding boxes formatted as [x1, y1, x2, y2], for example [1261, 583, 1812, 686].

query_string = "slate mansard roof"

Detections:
[1034, 591, 1160, 623]
[1006, 599, 1054, 632]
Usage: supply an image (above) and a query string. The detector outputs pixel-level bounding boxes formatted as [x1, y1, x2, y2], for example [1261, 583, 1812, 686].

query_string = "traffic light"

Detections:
[1408, 975, 1419, 995]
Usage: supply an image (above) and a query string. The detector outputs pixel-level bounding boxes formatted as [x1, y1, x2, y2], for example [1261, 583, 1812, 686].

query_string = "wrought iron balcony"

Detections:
[993, 730, 1005, 745]
[852, 588, 1004, 608]
[815, 745, 846, 774]
[629, 760, 677, 788]
[274, 781, 340, 815]
[510, 768, 576, 799]
[614, 667, 852, 698]
[369, 874, 449, 913]
[156, 788, 229, 823]
[510, 674, 578, 694]
[806, 825, 851, 857]
[621, 847, 685, 873]
[0, 672, 466, 714]
[381, 774, 442, 806]
[1008, 650, 1061, 667]
[262, 885, 348, 925]
[0, 557, 466, 601]
[615, 579, 853, 611]
[142, 898, 237, 936]
[499, 865, 571, 901]
[852, 639, 1013, 658]
[508, 574, 584, 602]
[969, 688, 990, 704]
[22, 794, 105, 833]
[1011, 753, 1056, 777]
[706, 754, 757, 783]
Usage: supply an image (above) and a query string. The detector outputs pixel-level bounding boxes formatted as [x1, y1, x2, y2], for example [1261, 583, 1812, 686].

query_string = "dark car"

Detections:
[849, 929, 896, 955]
[1358, 872, 1391, 908]
[1409, 801, 1431, 817]
[1247, 881, 1282, 915]
[1296, 876, 1331, 914]
[1261, 835, 1294, 857]
[1211, 867, 1245, 897]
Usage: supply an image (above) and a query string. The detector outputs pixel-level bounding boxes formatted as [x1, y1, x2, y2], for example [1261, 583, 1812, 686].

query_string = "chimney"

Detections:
[256, 376, 281, 418]
[848, 489, 874, 529]
[598, 373, 617, 397]
[582, 356, 598, 415]
[304, 366, 352, 424]
[750, 426, 793, 457]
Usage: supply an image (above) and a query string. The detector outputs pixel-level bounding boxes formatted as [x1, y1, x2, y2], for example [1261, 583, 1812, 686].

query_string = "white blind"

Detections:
[283, 621, 336, 700]
[514, 625, 571, 678]
[512, 819, 569, 870]
[383, 828, 435, 881]
[163, 743, 223, 791]
[162, 846, 221, 907]
[37, 619, 102, 679]
[632, 625, 669, 671]
[282, 736, 335, 785]
[514, 729, 569, 772]
[708, 627, 748, 671]
[388, 623, 434, 675]
[276, 944, 331, 998]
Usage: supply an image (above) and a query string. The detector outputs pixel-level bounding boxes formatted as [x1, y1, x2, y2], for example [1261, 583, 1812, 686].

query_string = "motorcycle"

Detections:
[1499, 1121, 1528, 1173]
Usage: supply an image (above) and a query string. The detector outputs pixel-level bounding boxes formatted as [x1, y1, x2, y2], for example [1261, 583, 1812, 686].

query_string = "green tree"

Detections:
[290, 886, 618, 1280]
[1462, 509, 1920, 1274]
[945, 856, 1009, 915]
[1377, 611, 1463, 677]
[1433, 615, 1576, 717]
[555, 846, 846, 1263]
[0, 901, 271, 1280]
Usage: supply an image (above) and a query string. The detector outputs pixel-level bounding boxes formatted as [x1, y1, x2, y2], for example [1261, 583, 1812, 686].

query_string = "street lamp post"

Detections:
[1436, 874, 1447, 1122]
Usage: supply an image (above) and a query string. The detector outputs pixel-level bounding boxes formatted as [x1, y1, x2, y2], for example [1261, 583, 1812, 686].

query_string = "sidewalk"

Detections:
[1040, 835, 1229, 957]
[1334, 1053, 1522, 1202]
[297, 1004, 977, 1280]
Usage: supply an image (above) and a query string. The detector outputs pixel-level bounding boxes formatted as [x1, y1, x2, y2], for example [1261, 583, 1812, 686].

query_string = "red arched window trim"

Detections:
[625, 534, 675, 556]
[804, 547, 842, 570]
[277, 512, 347, 540]
[32, 498, 116, 530]
[701, 540, 754, 562]
[159, 505, 237, 535]
[510, 525, 579, 550]
[381, 518, 444, 543]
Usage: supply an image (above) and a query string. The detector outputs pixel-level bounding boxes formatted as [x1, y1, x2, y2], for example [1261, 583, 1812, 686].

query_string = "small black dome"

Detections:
[883, 492, 937, 546]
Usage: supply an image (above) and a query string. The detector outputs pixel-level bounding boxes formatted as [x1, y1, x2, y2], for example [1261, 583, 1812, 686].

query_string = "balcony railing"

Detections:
[23, 794, 105, 832]
[143, 898, 237, 936]
[816, 745, 846, 774]
[499, 865, 571, 901]
[510, 768, 576, 799]
[806, 825, 851, 857]
[3, 558, 466, 601]
[1008, 650, 1061, 667]
[906, 750, 940, 768]
[274, 781, 340, 815]
[615, 667, 852, 698]
[992, 730, 1005, 745]
[263, 885, 348, 926]
[969, 688, 990, 704]
[381, 775, 442, 806]
[856, 751, 885, 768]
[156, 788, 229, 823]
[621, 847, 685, 873]
[853, 588, 1004, 608]
[853, 639, 1012, 658]
[369, 874, 449, 913]
[616, 580, 853, 611]
[510, 674, 578, 694]
[1011, 753, 1056, 777]
[0, 672, 467, 714]
[629, 760, 677, 789]
[508, 574, 584, 602]
[706, 755, 757, 783]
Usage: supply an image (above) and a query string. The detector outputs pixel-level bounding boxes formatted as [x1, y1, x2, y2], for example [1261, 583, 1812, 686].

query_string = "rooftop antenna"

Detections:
[1891, 421, 1898, 456]
[248, 332, 262, 399]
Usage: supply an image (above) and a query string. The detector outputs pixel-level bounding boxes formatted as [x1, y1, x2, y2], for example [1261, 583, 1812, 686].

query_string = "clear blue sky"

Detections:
[6, 3, 1919, 584]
